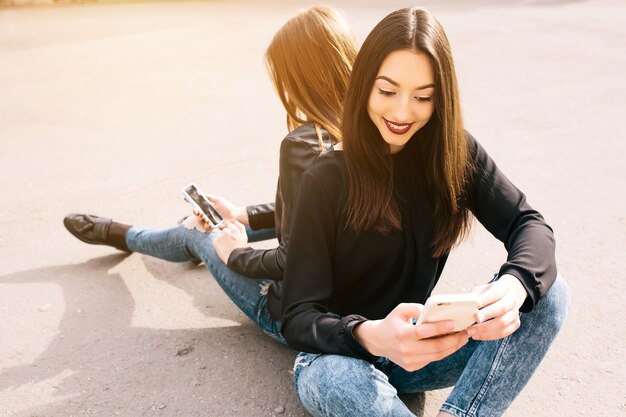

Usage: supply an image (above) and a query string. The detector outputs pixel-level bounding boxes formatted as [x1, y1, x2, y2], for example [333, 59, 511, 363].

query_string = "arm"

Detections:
[200, 194, 258, 226]
[281, 169, 371, 357]
[467, 133, 557, 313]
[227, 137, 321, 280]
[282, 170, 470, 367]
[246, 203, 275, 230]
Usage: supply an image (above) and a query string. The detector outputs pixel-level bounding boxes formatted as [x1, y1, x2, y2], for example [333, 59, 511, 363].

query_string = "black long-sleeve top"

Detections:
[226, 124, 336, 317]
[280, 129, 557, 361]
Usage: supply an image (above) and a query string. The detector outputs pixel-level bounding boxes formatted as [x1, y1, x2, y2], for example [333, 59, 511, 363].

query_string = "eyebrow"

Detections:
[375, 76, 435, 91]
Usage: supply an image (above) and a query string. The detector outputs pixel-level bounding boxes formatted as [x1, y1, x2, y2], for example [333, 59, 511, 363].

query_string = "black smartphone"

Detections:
[181, 183, 224, 227]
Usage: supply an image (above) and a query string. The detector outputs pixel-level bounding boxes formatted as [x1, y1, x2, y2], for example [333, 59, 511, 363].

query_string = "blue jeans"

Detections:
[125, 224, 285, 344]
[293, 275, 570, 417]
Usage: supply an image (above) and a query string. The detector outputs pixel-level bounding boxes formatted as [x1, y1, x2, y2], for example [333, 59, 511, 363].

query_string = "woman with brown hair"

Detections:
[281, 7, 570, 416]
[62, 6, 357, 343]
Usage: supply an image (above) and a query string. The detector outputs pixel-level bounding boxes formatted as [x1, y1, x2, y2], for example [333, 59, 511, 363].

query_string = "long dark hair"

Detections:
[342, 7, 472, 257]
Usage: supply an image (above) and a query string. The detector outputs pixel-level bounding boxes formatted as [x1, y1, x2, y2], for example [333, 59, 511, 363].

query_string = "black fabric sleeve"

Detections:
[227, 137, 320, 281]
[281, 170, 377, 361]
[466, 134, 557, 312]
[246, 203, 275, 231]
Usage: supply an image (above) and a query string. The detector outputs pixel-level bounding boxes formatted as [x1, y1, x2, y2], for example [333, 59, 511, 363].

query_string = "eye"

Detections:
[377, 88, 395, 96]
[415, 96, 433, 103]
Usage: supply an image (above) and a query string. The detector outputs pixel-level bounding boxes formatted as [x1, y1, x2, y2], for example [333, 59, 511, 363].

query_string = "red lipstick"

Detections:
[383, 118, 413, 135]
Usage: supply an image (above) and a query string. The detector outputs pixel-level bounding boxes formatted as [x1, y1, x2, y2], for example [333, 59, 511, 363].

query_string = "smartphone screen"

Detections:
[183, 184, 223, 226]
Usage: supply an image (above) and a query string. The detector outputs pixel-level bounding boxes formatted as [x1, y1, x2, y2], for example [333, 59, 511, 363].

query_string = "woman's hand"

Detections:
[190, 193, 247, 232]
[354, 303, 470, 372]
[467, 274, 528, 341]
[212, 221, 248, 264]
[203, 194, 249, 226]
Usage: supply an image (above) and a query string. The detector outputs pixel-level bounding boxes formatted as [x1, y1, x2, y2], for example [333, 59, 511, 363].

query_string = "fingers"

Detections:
[416, 331, 469, 355]
[475, 282, 507, 309]
[412, 320, 456, 339]
[224, 222, 239, 234]
[475, 294, 516, 323]
[396, 331, 470, 371]
[234, 220, 246, 235]
[468, 309, 521, 340]
[194, 211, 214, 230]
[389, 303, 456, 340]
[470, 283, 491, 296]
[390, 303, 424, 321]
[221, 220, 246, 237]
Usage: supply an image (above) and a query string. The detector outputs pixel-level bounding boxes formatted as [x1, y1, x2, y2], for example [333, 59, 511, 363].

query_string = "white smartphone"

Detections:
[416, 293, 480, 332]
[181, 183, 224, 228]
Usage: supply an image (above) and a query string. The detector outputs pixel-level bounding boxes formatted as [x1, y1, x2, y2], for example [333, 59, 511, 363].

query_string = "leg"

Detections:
[440, 275, 569, 417]
[386, 275, 569, 417]
[293, 352, 415, 417]
[126, 224, 285, 343]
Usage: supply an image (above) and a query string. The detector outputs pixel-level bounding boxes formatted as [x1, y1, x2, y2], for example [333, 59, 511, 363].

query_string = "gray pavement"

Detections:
[1, 0, 625, 415]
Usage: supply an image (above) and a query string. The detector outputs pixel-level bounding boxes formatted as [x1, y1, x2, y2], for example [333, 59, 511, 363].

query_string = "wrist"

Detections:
[353, 320, 381, 356]
[236, 207, 249, 226]
[499, 274, 528, 307]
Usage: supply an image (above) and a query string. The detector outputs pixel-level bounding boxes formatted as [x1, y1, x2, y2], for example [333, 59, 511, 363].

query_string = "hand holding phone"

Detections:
[182, 183, 224, 228]
[416, 293, 480, 333]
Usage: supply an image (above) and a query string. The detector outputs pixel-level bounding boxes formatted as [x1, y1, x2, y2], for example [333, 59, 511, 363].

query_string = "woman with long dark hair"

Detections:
[281, 7, 569, 416]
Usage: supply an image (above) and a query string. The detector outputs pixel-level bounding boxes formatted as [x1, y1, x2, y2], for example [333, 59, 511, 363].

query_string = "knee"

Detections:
[536, 274, 571, 333]
[294, 354, 396, 417]
[295, 354, 362, 415]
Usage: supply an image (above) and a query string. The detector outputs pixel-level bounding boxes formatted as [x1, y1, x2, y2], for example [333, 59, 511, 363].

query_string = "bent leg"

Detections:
[386, 275, 570, 417]
[439, 275, 570, 417]
[126, 225, 202, 262]
[198, 234, 284, 344]
[294, 352, 415, 417]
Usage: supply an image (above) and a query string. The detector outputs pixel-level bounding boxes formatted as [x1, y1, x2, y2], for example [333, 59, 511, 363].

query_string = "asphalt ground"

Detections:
[1, 0, 625, 415]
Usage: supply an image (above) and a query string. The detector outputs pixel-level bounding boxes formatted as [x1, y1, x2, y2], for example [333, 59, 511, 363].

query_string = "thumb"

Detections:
[389, 303, 424, 323]
[206, 194, 222, 204]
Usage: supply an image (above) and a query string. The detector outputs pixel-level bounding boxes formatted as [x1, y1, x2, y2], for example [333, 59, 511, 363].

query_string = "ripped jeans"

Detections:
[125, 223, 285, 344]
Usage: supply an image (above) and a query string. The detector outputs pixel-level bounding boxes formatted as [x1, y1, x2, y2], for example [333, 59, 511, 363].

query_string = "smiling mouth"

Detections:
[383, 118, 414, 135]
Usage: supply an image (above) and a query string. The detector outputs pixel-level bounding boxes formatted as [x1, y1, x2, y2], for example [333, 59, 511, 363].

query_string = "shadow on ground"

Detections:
[0, 254, 425, 416]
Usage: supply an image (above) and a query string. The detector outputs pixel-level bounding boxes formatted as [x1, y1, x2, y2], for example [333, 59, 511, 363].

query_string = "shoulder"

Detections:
[301, 150, 346, 193]
[282, 123, 319, 150]
[463, 131, 507, 192]
[280, 123, 335, 156]
[464, 130, 479, 156]
[464, 130, 491, 171]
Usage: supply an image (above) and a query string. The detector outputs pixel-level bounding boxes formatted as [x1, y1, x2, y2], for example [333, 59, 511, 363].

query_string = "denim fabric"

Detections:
[125, 224, 285, 344]
[294, 275, 570, 417]
[245, 226, 277, 243]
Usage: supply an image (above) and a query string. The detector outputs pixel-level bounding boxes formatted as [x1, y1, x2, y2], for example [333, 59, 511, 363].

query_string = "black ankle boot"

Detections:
[63, 213, 131, 252]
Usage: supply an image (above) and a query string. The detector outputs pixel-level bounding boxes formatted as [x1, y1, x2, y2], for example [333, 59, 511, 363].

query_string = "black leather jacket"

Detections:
[227, 123, 335, 316]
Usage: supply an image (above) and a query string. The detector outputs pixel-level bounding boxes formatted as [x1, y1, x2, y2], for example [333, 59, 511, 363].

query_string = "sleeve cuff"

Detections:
[497, 267, 536, 313]
[246, 204, 275, 231]
[342, 316, 379, 363]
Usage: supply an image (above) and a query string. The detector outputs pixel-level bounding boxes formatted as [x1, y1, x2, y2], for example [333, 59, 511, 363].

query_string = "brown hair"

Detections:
[342, 7, 472, 257]
[265, 6, 357, 147]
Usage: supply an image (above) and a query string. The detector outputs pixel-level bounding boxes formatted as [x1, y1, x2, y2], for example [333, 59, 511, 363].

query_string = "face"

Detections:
[367, 49, 435, 154]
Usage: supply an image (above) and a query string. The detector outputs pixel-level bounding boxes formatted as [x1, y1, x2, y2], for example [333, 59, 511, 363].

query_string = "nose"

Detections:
[391, 94, 412, 122]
